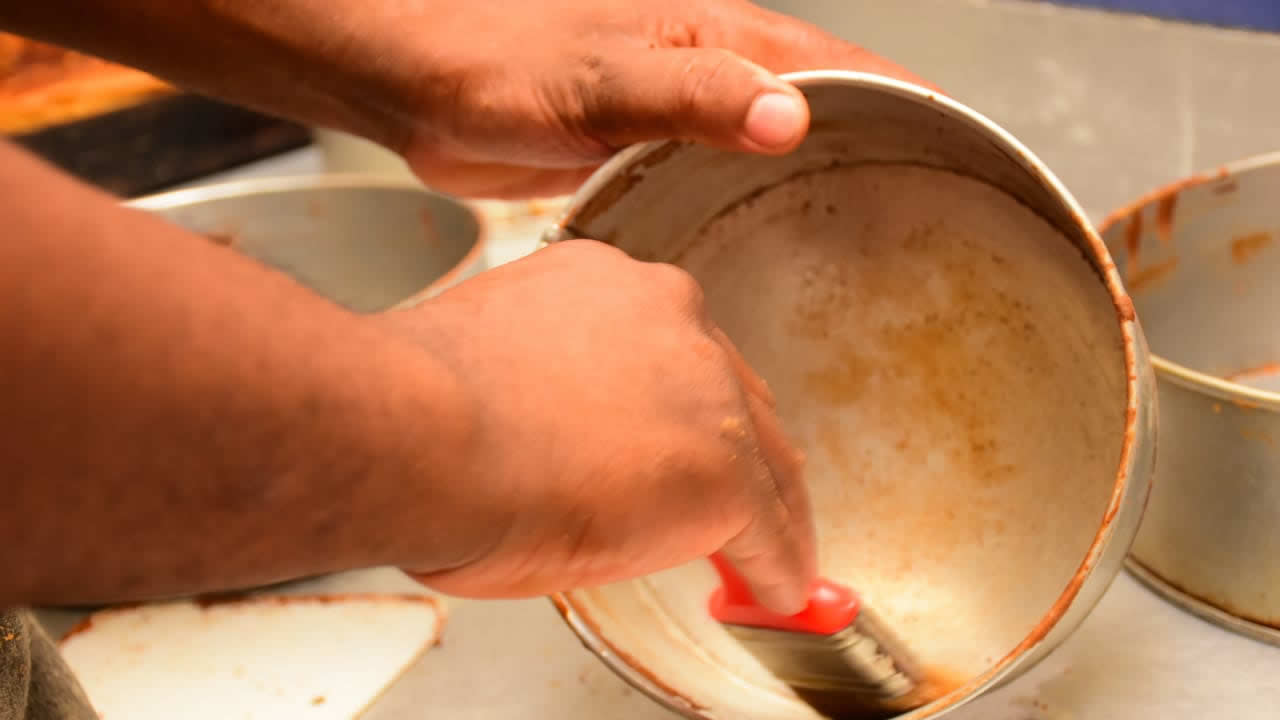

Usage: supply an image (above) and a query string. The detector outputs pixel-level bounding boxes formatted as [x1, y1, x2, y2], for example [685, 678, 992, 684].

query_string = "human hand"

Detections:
[1, 1, 926, 200]
[380, 240, 815, 613]
[368, 0, 929, 197]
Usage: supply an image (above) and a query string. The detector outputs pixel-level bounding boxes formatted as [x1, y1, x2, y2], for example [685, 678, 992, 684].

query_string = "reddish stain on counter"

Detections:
[1226, 362, 1280, 384]
[1231, 232, 1272, 265]
[1155, 194, 1177, 245]
[1123, 211, 1143, 270]
[1127, 257, 1179, 293]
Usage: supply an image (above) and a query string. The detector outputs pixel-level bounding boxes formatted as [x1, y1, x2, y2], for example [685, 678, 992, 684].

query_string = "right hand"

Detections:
[382, 239, 815, 613]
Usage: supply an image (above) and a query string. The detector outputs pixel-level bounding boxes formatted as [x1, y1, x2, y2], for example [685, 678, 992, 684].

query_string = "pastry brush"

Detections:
[708, 553, 921, 713]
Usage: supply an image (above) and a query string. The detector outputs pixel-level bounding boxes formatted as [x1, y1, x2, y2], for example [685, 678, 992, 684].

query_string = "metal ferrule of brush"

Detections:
[724, 605, 917, 699]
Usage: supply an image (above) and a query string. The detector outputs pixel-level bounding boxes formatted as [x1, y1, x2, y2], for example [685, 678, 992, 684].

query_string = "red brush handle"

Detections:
[708, 553, 861, 636]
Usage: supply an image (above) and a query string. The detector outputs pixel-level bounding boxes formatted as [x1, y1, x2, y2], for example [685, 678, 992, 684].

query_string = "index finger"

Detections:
[719, 379, 817, 614]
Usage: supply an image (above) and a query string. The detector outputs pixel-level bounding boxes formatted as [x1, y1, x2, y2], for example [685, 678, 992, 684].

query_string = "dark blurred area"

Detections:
[0, 32, 310, 198]
[1047, 0, 1280, 32]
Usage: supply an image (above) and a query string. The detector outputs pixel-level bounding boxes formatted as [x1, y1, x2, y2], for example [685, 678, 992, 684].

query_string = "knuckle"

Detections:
[565, 55, 644, 154]
[739, 448, 793, 529]
[663, 412, 748, 480]
[655, 20, 699, 49]
[677, 49, 739, 119]
[553, 237, 625, 260]
[653, 440, 722, 496]
[755, 468, 792, 524]
[555, 237, 600, 253]
[564, 54, 613, 127]
[684, 330, 723, 364]
[425, 58, 500, 140]
[729, 496, 789, 558]
[523, 54, 624, 159]
[648, 262, 705, 313]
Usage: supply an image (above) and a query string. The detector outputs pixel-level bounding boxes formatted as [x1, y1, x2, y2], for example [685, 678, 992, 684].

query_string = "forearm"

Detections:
[0, 0, 414, 150]
[0, 142, 475, 607]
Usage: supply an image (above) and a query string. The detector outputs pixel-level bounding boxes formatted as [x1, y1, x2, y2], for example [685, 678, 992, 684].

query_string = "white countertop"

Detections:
[41, 557, 1276, 720]
[337, 566, 1280, 720]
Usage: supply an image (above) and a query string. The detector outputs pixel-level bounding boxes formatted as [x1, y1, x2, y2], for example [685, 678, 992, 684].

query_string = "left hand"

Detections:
[358, 0, 931, 198]
[1, 0, 928, 199]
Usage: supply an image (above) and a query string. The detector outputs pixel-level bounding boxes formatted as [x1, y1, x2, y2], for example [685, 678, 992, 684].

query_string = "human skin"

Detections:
[0, 0, 925, 613]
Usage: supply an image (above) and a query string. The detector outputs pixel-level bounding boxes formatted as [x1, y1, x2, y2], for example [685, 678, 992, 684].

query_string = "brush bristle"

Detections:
[723, 606, 918, 700]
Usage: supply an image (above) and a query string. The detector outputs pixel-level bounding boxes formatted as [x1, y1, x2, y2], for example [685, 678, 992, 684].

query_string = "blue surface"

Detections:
[1046, 0, 1280, 31]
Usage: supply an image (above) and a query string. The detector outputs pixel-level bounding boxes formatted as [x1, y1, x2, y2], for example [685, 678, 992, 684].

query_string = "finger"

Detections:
[720, 391, 816, 615]
[709, 5, 940, 92]
[709, 326, 775, 409]
[406, 157, 600, 200]
[575, 47, 810, 155]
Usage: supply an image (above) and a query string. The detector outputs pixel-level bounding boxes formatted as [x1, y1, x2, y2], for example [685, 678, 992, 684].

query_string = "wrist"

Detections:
[195, 0, 411, 150]
[358, 312, 493, 575]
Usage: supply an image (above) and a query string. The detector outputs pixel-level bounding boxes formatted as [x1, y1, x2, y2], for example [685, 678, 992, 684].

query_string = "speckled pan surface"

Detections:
[546, 72, 1156, 719]
[1098, 152, 1280, 646]
[128, 174, 486, 313]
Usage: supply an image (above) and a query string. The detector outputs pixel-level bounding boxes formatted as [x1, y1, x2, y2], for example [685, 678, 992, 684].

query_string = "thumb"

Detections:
[577, 47, 810, 155]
